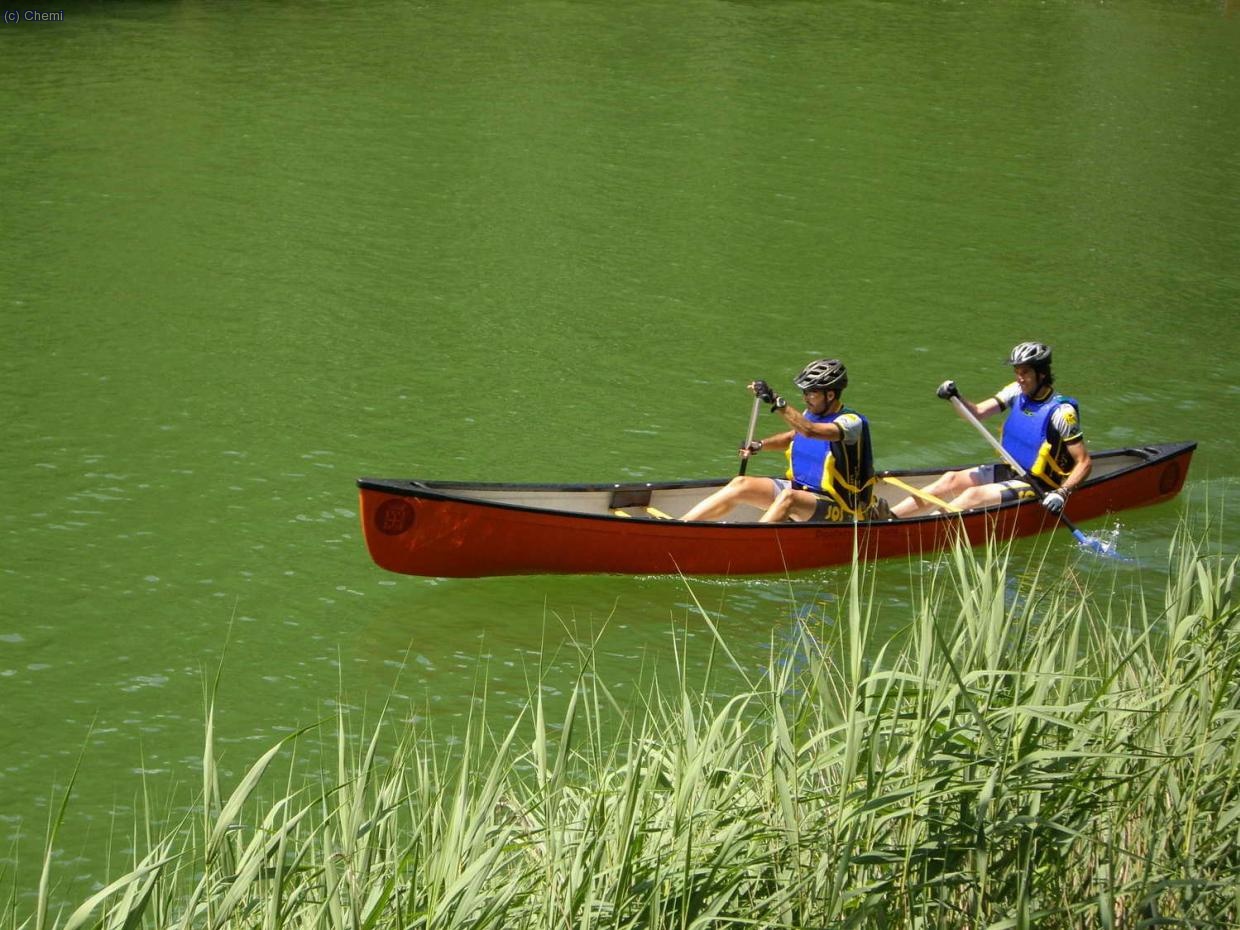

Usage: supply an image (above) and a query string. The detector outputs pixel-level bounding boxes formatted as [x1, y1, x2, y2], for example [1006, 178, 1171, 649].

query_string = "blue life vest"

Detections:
[784, 407, 875, 517]
[1001, 391, 1080, 487]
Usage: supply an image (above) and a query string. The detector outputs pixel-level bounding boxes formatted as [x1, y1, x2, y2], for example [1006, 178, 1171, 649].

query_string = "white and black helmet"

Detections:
[794, 358, 848, 393]
[1006, 341, 1052, 368]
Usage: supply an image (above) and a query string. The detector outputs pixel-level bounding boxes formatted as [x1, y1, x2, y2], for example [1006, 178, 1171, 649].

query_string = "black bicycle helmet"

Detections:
[1005, 341, 1052, 367]
[794, 358, 848, 393]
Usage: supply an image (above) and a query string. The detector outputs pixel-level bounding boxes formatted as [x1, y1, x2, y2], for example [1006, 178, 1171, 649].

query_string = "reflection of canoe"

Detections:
[357, 441, 1195, 578]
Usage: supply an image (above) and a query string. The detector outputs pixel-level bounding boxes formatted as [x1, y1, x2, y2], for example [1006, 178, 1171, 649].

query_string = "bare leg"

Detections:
[890, 469, 979, 518]
[759, 488, 820, 523]
[681, 476, 777, 522]
[950, 482, 1010, 512]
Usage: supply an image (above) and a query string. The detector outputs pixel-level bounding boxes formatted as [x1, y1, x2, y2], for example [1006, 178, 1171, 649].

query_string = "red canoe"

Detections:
[357, 441, 1195, 578]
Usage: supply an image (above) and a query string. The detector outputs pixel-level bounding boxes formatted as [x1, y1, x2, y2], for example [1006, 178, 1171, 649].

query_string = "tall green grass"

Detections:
[13, 530, 1239, 929]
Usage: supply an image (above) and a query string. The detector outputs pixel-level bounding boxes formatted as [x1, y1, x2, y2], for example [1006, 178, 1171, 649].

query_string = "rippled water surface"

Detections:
[2, 0, 1238, 907]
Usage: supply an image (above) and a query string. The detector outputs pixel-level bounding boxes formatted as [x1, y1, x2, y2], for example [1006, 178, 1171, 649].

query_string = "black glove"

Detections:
[751, 380, 775, 404]
[1041, 490, 1067, 514]
[770, 394, 787, 413]
[936, 380, 959, 400]
[739, 440, 763, 456]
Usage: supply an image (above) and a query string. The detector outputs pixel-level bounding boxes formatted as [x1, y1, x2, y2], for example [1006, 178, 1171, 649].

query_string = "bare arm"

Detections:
[739, 429, 795, 463]
[759, 429, 797, 451]
[1059, 440, 1092, 495]
[776, 407, 844, 440]
[958, 395, 1003, 420]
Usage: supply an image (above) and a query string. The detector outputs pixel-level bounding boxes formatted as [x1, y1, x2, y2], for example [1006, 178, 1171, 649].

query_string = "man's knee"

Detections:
[761, 488, 797, 521]
[953, 484, 996, 511]
[927, 469, 971, 498]
[952, 487, 979, 509]
[943, 468, 973, 489]
[771, 488, 795, 513]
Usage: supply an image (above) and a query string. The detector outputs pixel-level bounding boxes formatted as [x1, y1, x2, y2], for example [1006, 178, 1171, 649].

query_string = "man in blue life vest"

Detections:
[889, 341, 1092, 518]
[681, 358, 885, 523]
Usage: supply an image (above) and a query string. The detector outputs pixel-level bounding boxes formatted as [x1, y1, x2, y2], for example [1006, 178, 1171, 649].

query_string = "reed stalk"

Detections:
[12, 528, 1239, 929]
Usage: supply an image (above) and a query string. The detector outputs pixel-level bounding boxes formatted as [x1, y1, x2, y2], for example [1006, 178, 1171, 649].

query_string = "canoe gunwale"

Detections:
[356, 441, 1196, 528]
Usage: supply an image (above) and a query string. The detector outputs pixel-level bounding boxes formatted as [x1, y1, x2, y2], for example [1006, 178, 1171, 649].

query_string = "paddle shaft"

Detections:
[949, 396, 1093, 544]
[738, 395, 761, 476]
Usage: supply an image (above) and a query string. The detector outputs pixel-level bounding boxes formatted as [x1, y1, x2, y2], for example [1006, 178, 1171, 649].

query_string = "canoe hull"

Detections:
[357, 442, 1195, 578]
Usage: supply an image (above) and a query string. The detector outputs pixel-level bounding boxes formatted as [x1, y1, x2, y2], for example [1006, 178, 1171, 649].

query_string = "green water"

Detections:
[3, 0, 1238, 907]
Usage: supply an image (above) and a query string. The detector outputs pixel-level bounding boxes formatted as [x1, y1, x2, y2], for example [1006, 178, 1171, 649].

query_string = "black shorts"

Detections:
[969, 463, 1041, 503]
[769, 478, 886, 523]
[808, 495, 892, 522]
[994, 479, 1039, 504]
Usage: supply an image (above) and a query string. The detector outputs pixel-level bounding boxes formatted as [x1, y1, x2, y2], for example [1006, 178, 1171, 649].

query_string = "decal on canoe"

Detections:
[375, 498, 415, 536]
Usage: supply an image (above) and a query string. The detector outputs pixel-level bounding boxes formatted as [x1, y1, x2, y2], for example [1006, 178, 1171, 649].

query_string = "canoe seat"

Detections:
[609, 488, 652, 508]
[608, 488, 673, 518]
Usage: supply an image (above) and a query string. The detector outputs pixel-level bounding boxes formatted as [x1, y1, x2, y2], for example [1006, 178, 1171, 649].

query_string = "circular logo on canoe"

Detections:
[374, 499, 415, 536]
[1158, 462, 1181, 496]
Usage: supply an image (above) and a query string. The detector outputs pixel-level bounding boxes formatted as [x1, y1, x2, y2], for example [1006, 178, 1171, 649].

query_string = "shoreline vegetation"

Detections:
[11, 530, 1239, 929]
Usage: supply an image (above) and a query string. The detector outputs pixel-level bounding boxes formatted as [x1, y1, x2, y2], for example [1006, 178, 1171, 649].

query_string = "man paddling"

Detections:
[681, 358, 884, 523]
[890, 341, 1092, 518]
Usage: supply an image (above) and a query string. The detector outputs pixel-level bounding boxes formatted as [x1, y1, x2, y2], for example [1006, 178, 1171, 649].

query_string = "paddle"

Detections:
[738, 394, 761, 476]
[949, 396, 1125, 559]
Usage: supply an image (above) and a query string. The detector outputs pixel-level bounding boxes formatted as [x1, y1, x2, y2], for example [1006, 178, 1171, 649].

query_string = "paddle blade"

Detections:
[1070, 528, 1132, 563]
